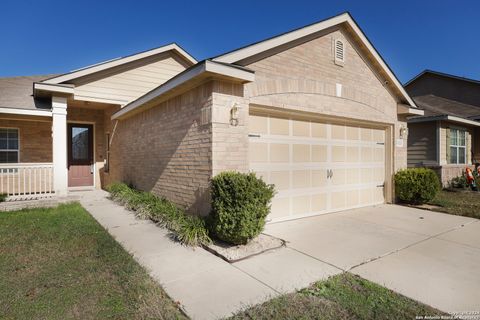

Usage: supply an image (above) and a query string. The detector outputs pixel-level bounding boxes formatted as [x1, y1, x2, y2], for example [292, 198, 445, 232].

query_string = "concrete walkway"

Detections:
[78, 190, 341, 320]
[79, 190, 480, 317]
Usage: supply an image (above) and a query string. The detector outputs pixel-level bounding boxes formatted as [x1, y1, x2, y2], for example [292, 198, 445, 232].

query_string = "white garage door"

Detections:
[249, 113, 386, 222]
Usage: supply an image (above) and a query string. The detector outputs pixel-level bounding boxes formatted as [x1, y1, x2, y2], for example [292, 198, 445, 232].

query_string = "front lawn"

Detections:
[229, 273, 444, 320]
[0, 203, 186, 320]
[429, 189, 480, 219]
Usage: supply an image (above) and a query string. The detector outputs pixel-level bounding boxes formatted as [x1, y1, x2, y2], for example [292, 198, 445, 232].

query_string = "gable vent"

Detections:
[334, 39, 345, 65]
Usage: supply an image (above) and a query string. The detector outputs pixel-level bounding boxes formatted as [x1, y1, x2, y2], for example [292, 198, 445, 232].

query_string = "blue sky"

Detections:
[1, 0, 479, 83]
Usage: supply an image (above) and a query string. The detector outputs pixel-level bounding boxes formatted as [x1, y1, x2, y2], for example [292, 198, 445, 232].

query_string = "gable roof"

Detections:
[112, 60, 255, 120]
[405, 69, 480, 87]
[41, 43, 197, 85]
[413, 94, 480, 119]
[212, 12, 417, 108]
[0, 75, 57, 110]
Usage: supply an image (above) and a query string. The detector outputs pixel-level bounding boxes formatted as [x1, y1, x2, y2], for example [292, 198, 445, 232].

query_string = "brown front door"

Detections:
[68, 123, 94, 187]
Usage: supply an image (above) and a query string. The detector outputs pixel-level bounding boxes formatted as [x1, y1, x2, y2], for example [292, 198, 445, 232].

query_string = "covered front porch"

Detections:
[0, 96, 118, 201]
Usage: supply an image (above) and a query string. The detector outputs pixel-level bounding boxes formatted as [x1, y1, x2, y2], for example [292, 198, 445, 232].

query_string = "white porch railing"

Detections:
[0, 163, 54, 200]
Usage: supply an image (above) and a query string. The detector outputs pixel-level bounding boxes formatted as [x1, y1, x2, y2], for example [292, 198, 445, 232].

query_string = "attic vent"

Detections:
[334, 39, 345, 65]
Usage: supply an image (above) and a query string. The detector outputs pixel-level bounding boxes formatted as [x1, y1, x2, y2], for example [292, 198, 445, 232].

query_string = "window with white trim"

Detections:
[449, 128, 466, 164]
[334, 39, 345, 64]
[0, 128, 19, 163]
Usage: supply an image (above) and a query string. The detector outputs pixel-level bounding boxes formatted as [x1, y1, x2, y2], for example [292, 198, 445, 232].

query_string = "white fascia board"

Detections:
[213, 14, 348, 64]
[0, 107, 52, 117]
[397, 104, 424, 116]
[34, 82, 74, 95]
[42, 44, 197, 84]
[112, 60, 254, 120]
[408, 115, 480, 127]
[213, 13, 417, 108]
[447, 115, 480, 127]
[204, 61, 255, 82]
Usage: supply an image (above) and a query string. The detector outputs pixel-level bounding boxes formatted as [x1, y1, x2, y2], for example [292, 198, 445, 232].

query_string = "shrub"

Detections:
[0, 193, 7, 202]
[449, 175, 468, 189]
[106, 182, 211, 246]
[394, 168, 441, 205]
[208, 171, 275, 245]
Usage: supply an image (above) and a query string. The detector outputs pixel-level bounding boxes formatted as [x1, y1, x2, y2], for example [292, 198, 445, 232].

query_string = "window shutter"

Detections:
[446, 128, 450, 164]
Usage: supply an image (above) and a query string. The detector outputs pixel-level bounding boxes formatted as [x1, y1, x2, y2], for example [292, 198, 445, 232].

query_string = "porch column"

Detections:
[52, 96, 68, 196]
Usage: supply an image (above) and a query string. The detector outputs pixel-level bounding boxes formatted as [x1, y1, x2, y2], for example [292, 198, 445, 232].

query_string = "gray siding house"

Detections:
[405, 70, 480, 185]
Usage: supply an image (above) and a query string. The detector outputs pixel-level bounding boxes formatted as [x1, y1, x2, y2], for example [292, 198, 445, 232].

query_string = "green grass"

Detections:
[429, 189, 480, 219]
[229, 273, 444, 320]
[0, 203, 186, 320]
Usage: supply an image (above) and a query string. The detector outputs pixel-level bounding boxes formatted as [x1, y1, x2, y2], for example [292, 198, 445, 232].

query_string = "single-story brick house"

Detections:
[405, 70, 480, 186]
[0, 12, 422, 221]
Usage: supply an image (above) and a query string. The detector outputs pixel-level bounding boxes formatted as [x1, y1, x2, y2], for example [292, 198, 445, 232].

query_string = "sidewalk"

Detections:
[78, 190, 339, 320]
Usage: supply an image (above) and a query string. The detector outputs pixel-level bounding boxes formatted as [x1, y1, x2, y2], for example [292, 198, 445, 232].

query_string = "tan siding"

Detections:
[407, 121, 438, 167]
[74, 54, 189, 105]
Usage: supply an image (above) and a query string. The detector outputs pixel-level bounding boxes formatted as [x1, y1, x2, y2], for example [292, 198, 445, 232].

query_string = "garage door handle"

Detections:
[327, 169, 333, 179]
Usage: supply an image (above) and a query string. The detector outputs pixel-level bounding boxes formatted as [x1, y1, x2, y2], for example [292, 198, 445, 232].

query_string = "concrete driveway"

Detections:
[263, 204, 480, 313]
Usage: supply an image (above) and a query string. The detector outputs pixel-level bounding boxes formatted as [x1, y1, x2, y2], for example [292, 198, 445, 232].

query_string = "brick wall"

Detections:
[108, 82, 214, 215]
[243, 27, 408, 172]
[0, 118, 52, 163]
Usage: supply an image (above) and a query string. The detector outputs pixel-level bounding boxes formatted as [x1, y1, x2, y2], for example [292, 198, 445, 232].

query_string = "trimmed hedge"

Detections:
[107, 183, 211, 246]
[208, 171, 275, 245]
[394, 168, 441, 205]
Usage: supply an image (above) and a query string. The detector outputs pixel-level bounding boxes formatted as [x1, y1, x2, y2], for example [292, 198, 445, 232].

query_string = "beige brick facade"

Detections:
[242, 27, 408, 173]
[104, 26, 410, 214]
[0, 117, 52, 163]
[107, 83, 214, 215]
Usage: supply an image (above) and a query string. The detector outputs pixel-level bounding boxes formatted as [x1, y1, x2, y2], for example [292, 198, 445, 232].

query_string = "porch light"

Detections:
[230, 103, 239, 126]
[400, 125, 408, 139]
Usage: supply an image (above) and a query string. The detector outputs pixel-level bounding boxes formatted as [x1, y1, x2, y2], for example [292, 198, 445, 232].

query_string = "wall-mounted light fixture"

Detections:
[230, 103, 239, 126]
[400, 125, 408, 139]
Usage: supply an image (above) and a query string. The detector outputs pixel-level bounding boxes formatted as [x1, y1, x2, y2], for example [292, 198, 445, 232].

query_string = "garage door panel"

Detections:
[270, 197, 290, 220]
[312, 122, 327, 138]
[293, 120, 310, 136]
[332, 146, 346, 162]
[312, 145, 328, 162]
[292, 170, 310, 189]
[249, 114, 386, 222]
[270, 117, 289, 135]
[270, 144, 289, 162]
[293, 144, 310, 162]
[249, 142, 269, 162]
[312, 169, 328, 187]
[270, 171, 290, 190]
[311, 193, 327, 212]
[250, 115, 268, 134]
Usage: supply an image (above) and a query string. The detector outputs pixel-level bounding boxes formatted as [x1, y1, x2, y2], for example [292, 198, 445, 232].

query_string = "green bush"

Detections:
[107, 182, 211, 246]
[208, 171, 275, 245]
[394, 168, 441, 205]
[0, 193, 7, 202]
[449, 175, 468, 189]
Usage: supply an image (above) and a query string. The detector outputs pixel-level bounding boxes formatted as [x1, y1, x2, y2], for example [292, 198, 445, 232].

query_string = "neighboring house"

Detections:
[405, 70, 480, 186]
[0, 12, 422, 222]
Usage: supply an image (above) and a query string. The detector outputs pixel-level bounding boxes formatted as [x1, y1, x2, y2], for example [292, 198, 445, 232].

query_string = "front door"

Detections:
[68, 123, 94, 187]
